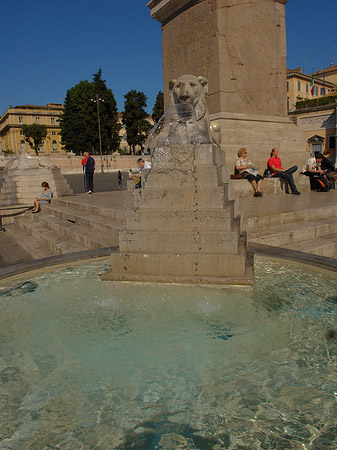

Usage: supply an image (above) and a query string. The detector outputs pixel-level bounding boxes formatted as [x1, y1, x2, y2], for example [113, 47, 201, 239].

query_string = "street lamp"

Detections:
[91, 93, 104, 174]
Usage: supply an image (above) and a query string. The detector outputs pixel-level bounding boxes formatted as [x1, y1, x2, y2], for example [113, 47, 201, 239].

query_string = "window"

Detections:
[20, 140, 26, 149]
[52, 131, 56, 136]
[51, 117, 55, 124]
[297, 81, 301, 92]
[306, 83, 309, 94]
[38, 144, 43, 152]
[19, 116, 23, 123]
[313, 86, 318, 96]
[287, 81, 289, 92]
[320, 87, 325, 95]
[20, 130, 24, 136]
[311, 143, 322, 156]
[36, 117, 40, 124]
[52, 140, 57, 151]
[329, 136, 336, 149]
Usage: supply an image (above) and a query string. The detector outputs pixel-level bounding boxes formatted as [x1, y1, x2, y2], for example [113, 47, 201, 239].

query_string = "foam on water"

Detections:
[0, 258, 336, 450]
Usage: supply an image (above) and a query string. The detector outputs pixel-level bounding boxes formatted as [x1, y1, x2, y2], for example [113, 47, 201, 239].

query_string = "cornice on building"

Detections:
[312, 64, 337, 77]
[287, 71, 336, 88]
[288, 102, 337, 116]
[148, 0, 288, 24]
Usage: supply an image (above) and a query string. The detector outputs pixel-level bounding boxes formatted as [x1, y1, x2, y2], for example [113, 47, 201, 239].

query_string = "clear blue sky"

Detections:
[1, 0, 336, 115]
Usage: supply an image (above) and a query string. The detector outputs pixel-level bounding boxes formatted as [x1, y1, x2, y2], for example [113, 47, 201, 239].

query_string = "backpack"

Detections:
[314, 177, 330, 192]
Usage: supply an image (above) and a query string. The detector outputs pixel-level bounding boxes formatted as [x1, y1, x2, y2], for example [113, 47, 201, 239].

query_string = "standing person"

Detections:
[32, 182, 53, 213]
[81, 152, 95, 194]
[268, 148, 301, 195]
[235, 148, 264, 197]
[117, 170, 123, 188]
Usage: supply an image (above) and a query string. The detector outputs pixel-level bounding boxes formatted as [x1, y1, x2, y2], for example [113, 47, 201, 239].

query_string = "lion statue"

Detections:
[169, 74, 221, 147]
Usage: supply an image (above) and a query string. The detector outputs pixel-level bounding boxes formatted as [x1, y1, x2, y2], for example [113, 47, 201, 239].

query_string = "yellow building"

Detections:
[312, 63, 337, 86]
[289, 103, 336, 157]
[117, 112, 154, 154]
[0, 103, 65, 155]
[287, 68, 337, 112]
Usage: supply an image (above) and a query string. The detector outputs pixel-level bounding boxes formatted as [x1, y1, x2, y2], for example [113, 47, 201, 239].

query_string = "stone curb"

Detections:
[249, 243, 337, 273]
[0, 246, 118, 281]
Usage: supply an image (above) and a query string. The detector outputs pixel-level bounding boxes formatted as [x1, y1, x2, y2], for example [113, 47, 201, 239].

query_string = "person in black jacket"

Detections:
[81, 152, 95, 194]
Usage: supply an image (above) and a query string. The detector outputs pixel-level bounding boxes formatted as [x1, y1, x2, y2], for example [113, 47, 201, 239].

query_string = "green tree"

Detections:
[60, 69, 121, 155]
[122, 90, 152, 154]
[92, 69, 121, 153]
[60, 80, 95, 155]
[21, 123, 47, 156]
[152, 91, 164, 123]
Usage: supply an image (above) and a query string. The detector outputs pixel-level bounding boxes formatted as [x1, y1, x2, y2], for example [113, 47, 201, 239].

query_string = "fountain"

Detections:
[103, 82, 253, 285]
[0, 257, 336, 449]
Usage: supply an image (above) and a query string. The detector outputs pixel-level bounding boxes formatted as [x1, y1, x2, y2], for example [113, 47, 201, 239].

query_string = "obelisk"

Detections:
[147, 0, 305, 170]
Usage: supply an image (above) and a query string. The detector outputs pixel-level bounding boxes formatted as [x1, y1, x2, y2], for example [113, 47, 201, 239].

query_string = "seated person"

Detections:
[303, 152, 331, 191]
[129, 158, 151, 189]
[235, 148, 263, 197]
[32, 182, 53, 213]
[267, 148, 300, 195]
[322, 149, 337, 186]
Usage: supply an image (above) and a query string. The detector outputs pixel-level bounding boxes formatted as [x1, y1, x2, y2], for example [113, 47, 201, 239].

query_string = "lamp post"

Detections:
[91, 93, 104, 174]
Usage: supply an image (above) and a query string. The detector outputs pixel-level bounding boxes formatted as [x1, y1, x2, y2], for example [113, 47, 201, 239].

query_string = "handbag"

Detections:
[263, 169, 274, 178]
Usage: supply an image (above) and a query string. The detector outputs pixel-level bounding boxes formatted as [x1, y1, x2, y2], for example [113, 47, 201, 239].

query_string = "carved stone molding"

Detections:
[147, 0, 289, 24]
[147, 0, 198, 24]
[299, 113, 336, 129]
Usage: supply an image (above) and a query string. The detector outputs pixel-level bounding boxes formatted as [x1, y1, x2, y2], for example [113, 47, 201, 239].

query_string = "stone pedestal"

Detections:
[147, 0, 306, 171]
[103, 143, 253, 285]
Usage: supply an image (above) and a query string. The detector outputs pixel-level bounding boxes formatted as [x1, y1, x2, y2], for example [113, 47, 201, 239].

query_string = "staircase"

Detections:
[0, 167, 73, 206]
[245, 200, 337, 258]
[4, 196, 126, 260]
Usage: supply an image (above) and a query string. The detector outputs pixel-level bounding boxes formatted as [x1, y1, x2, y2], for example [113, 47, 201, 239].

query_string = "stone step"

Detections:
[229, 176, 310, 198]
[133, 186, 227, 210]
[43, 203, 123, 234]
[22, 211, 118, 249]
[244, 203, 337, 233]
[145, 165, 229, 189]
[51, 197, 127, 222]
[108, 251, 252, 282]
[14, 214, 92, 255]
[280, 234, 337, 259]
[125, 206, 236, 231]
[249, 217, 337, 247]
[119, 229, 240, 254]
[5, 222, 62, 259]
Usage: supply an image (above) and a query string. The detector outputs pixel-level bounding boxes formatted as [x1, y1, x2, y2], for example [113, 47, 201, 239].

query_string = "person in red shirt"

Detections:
[267, 148, 300, 195]
[81, 152, 95, 193]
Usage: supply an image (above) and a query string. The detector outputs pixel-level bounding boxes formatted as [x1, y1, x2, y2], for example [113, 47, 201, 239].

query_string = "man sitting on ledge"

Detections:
[267, 148, 301, 195]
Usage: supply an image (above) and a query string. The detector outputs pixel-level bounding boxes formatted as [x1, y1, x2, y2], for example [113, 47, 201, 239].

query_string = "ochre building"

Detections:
[0, 103, 65, 155]
[287, 68, 337, 112]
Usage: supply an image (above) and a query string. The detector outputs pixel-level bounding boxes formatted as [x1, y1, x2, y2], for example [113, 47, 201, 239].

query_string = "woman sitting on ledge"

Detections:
[235, 148, 263, 197]
[32, 182, 53, 214]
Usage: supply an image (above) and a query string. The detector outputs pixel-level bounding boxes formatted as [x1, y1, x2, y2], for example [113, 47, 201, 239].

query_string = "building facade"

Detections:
[287, 68, 336, 112]
[312, 63, 337, 86]
[287, 65, 337, 163]
[289, 103, 336, 157]
[0, 103, 65, 155]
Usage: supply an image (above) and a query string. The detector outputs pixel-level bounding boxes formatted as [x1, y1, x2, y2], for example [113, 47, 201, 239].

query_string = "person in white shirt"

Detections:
[235, 148, 263, 197]
[302, 152, 329, 191]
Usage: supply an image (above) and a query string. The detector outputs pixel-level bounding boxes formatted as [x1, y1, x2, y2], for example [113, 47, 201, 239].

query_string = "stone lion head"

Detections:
[169, 75, 209, 121]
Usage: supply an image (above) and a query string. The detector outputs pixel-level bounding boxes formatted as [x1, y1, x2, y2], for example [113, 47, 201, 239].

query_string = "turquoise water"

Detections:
[0, 258, 336, 450]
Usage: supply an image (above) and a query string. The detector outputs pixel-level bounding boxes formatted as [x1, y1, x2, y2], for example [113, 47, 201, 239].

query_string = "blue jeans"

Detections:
[273, 165, 299, 193]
